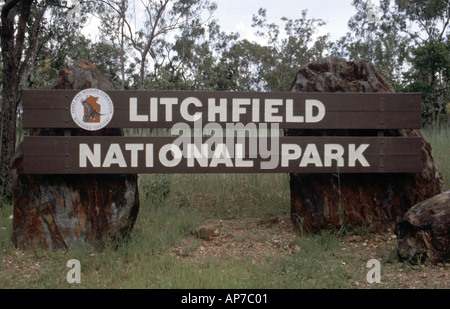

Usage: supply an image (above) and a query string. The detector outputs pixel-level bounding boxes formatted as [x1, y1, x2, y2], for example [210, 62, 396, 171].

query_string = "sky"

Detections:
[82, 0, 359, 44]
[211, 0, 357, 43]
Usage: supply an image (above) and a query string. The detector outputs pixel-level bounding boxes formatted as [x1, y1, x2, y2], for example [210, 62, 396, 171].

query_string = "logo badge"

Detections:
[70, 88, 114, 131]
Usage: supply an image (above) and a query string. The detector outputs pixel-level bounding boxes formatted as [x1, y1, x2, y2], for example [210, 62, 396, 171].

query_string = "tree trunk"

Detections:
[139, 54, 146, 91]
[0, 0, 22, 193]
[119, 9, 126, 91]
[0, 0, 46, 196]
[0, 86, 19, 192]
[436, 93, 444, 129]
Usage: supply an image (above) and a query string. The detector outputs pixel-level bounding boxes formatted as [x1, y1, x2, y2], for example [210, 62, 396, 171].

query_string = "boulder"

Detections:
[12, 60, 139, 250]
[190, 224, 219, 240]
[395, 190, 450, 264]
[286, 57, 444, 233]
[52, 59, 113, 91]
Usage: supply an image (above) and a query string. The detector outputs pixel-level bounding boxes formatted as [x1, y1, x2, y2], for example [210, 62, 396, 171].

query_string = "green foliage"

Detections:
[331, 0, 410, 85]
[400, 41, 450, 126]
[331, 0, 450, 126]
[250, 8, 329, 91]
[139, 174, 171, 204]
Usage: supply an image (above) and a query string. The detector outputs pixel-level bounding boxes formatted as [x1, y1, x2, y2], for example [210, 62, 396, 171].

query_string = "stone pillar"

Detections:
[286, 57, 444, 233]
[12, 60, 140, 250]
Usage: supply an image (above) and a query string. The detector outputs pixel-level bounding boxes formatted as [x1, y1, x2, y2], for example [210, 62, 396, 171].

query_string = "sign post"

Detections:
[22, 89, 423, 174]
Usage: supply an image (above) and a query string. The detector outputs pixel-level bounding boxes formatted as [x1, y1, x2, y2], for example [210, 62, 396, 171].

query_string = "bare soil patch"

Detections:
[172, 214, 450, 289]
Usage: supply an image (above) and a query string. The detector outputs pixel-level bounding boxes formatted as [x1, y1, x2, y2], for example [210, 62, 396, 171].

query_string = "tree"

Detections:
[251, 8, 329, 91]
[95, 0, 132, 90]
[215, 39, 268, 91]
[394, 0, 450, 127]
[0, 0, 51, 193]
[96, 0, 216, 90]
[401, 41, 450, 126]
[394, 0, 449, 44]
[332, 0, 449, 126]
[0, 0, 94, 194]
[330, 0, 410, 86]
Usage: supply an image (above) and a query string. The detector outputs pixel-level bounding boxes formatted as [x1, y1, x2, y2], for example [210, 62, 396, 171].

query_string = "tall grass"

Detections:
[422, 127, 449, 190]
[162, 173, 290, 219]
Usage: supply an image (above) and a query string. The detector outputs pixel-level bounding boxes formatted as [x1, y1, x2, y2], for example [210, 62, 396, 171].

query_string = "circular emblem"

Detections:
[70, 88, 114, 131]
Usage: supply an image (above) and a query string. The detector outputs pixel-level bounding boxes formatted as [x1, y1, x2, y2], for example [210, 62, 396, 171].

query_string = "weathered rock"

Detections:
[286, 57, 444, 233]
[190, 224, 219, 240]
[12, 60, 139, 250]
[395, 190, 450, 264]
[52, 59, 113, 91]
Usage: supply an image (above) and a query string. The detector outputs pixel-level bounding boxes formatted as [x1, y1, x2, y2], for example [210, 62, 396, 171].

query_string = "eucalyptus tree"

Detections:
[394, 0, 450, 127]
[251, 8, 329, 91]
[330, 0, 410, 86]
[331, 0, 449, 126]
[94, 0, 132, 90]
[0, 0, 96, 194]
[1, 0, 52, 193]
[95, 0, 216, 90]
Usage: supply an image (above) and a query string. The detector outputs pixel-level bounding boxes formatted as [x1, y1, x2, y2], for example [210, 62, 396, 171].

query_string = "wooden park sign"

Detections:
[22, 89, 423, 174]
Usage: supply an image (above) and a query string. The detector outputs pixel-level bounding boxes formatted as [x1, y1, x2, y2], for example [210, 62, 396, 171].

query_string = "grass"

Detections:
[161, 173, 290, 219]
[422, 127, 450, 190]
[0, 127, 448, 289]
[0, 173, 361, 289]
[0, 209, 360, 289]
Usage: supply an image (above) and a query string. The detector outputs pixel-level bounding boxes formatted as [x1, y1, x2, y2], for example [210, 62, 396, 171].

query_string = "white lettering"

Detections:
[349, 144, 370, 167]
[187, 143, 209, 167]
[305, 99, 325, 123]
[129, 97, 148, 122]
[159, 144, 182, 167]
[252, 99, 260, 122]
[181, 97, 202, 122]
[208, 98, 227, 122]
[125, 144, 144, 167]
[150, 97, 158, 121]
[232, 98, 251, 122]
[210, 143, 233, 167]
[281, 144, 302, 167]
[300, 144, 323, 167]
[235, 143, 253, 167]
[128, 96, 328, 125]
[79, 144, 101, 167]
[286, 99, 304, 123]
[146, 144, 154, 167]
[265, 99, 283, 122]
[160, 98, 177, 122]
[324, 144, 345, 167]
[103, 144, 127, 167]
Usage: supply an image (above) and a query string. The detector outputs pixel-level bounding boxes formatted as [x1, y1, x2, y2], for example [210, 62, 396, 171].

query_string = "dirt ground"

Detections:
[172, 214, 450, 289]
[2, 214, 448, 289]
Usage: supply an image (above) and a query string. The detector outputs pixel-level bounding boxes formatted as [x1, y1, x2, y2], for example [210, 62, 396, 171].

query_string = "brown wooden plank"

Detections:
[22, 136, 422, 174]
[22, 90, 422, 129]
[23, 136, 67, 174]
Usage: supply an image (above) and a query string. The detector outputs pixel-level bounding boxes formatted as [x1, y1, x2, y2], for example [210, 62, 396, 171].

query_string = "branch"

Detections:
[95, 0, 140, 53]
[1, 0, 22, 42]
[438, 3, 450, 42]
[14, 0, 33, 67]
[141, 0, 169, 56]
[1, 0, 22, 17]
[18, 0, 50, 79]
